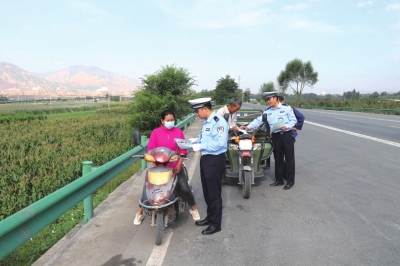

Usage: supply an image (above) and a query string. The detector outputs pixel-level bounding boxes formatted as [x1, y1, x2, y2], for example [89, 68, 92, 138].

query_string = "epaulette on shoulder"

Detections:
[282, 103, 288, 106]
[213, 116, 219, 122]
[265, 106, 273, 111]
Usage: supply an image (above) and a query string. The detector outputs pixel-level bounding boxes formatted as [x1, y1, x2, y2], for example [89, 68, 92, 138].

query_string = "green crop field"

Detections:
[0, 102, 140, 266]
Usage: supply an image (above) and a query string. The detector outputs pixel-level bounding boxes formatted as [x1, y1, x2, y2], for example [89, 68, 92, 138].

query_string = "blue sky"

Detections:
[1, 0, 399, 95]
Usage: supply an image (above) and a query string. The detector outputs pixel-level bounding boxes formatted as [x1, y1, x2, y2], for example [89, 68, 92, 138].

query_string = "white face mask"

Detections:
[164, 121, 175, 129]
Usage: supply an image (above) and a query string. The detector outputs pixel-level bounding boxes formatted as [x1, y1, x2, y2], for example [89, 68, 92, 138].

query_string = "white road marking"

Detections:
[305, 121, 400, 148]
[187, 151, 200, 183]
[343, 201, 391, 241]
[146, 229, 174, 266]
[336, 118, 352, 121]
[145, 151, 200, 266]
[305, 110, 400, 123]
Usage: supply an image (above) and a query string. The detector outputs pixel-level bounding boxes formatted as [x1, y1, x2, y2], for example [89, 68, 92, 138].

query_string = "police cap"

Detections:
[188, 97, 212, 112]
[262, 91, 278, 101]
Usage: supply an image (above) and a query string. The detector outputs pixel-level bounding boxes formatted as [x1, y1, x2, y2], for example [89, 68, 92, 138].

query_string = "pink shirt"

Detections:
[147, 126, 187, 168]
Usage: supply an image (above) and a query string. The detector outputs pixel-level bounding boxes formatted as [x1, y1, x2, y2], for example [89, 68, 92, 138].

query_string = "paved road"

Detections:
[34, 108, 400, 266]
[242, 102, 400, 143]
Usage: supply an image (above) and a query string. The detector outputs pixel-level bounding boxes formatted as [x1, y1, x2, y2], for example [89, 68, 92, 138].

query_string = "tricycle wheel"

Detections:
[155, 210, 164, 245]
[242, 170, 251, 199]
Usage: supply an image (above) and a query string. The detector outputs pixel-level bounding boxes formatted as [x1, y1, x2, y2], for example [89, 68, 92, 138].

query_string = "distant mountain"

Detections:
[0, 62, 140, 98]
[39, 65, 140, 92]
[0, 62, 61, 90]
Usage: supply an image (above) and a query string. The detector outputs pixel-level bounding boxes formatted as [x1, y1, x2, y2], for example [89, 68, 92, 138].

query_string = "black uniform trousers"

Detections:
[199, 153, 226, 229]
[281, 134, 296, 180]
[271, 131, 295, 186]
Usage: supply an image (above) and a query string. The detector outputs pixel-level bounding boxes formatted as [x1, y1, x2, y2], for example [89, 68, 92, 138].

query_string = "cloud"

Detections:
[356, 1, 374, 8]
[386, 3, 400, 11]
[390, 21, 400, 30]
[288, 19, 342, 33]
[156, 0, 275, 29]
[66, 0, 108, 16]
[283, 3, 310, 11]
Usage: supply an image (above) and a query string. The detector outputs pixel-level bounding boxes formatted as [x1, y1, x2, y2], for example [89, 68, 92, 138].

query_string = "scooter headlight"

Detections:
[238, 139, 253, 150]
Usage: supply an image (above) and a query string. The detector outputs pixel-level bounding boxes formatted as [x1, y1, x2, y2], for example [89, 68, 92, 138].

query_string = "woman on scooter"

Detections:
[134, 109, 201, 225]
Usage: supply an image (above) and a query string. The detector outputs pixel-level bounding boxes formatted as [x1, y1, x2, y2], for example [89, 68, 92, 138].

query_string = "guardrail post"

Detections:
[82, 161, 94, 223]
[140, 136, 147, 172]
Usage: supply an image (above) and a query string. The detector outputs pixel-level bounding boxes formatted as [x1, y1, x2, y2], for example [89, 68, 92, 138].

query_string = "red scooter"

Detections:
[132, 131, 190, 245]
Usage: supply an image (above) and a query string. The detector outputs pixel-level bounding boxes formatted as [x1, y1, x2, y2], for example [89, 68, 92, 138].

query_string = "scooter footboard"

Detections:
[138, 197, 179, 210]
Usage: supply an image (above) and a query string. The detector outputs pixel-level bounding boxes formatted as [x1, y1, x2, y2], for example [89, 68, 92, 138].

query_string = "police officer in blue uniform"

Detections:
[277, 95, 305, 143]
[242, 92, 297, 190]
[189, 97, 228, 235]
[277, 95, 305, 182]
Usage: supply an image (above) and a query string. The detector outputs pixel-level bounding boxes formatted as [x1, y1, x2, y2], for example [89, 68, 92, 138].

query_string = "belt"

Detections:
[272, 131, 290, 135]
[201, 152, 225, 156]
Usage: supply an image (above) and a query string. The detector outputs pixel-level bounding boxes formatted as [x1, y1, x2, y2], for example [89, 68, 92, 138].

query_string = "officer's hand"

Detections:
[188, 138, 197, 143]
[280, 125, 287, 131]
[192, 144, 201, 151]
[232, 126, 239, 132]
[291, 127, 297, 131]
[240, 126, 248, 131]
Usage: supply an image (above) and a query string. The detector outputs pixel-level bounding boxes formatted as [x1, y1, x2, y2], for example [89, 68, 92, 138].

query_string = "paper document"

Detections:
[271, 121, 284, 133]
[175, 139, 193, 150]
[238, 128, 248, 135]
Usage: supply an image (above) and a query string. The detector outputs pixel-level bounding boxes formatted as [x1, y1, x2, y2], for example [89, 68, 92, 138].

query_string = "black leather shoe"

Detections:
[283, 185, 293, 190]
[195, 219, 210, 226]
[202, 225, 221, 235]
[270, 181, 284, 186]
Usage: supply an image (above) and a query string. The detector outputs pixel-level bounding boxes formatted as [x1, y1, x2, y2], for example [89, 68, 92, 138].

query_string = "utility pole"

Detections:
[239, 76, 243, 102]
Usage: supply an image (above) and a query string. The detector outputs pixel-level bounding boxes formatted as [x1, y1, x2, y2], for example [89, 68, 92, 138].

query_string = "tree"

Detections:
[275, 81, 287, 95]
[277, 58, 318, 107]
[0, 95, 8, 103]
[214, 75, 239, 105]
[259, 82, 275, 95]
[140, 64, 196, 97]
[200, 89, 214, 98]
[244, 88, 251, 102]
[343, 89, 360, 100]
[370, 91, 379, 100]
[130, 65, 197, 135]
[110, 96, 121, 102]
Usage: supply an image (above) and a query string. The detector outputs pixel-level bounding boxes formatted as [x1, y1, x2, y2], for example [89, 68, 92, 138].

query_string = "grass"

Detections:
[0, 161, 142, 266]
[46, 110, 97, 119]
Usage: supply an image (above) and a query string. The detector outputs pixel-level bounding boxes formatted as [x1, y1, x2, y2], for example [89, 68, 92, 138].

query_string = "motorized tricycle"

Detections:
[224, 110, 274, 199]
[132, 131, 191, 245]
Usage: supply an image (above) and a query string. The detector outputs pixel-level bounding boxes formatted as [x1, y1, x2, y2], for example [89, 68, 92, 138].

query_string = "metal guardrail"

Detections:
[301, 105, 400, 115]
[0, 113, 196, 259]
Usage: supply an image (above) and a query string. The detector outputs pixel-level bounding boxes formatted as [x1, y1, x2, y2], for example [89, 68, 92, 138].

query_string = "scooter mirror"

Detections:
[170, 154, 179, 162]
[223, 113, 230, 122]
[262, 113, 268, 123]
[133, 130, 141, 145]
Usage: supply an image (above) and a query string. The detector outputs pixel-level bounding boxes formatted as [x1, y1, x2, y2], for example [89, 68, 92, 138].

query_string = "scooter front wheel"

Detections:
[242, 170, 251, 199]
[155, 210, 164, 245]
